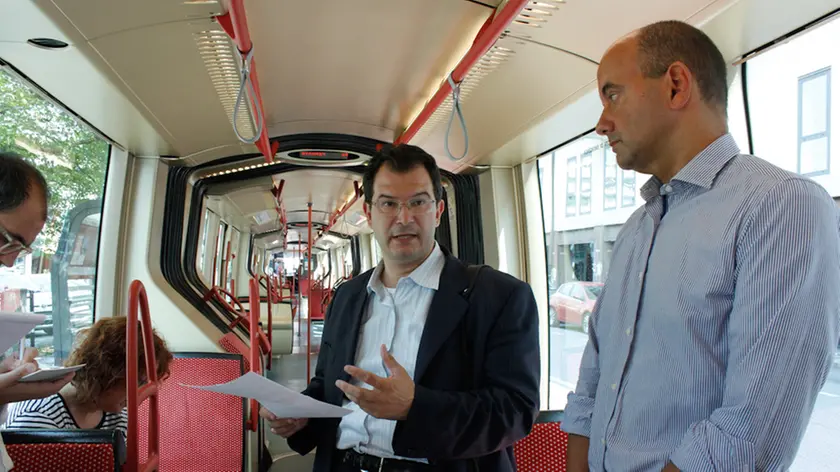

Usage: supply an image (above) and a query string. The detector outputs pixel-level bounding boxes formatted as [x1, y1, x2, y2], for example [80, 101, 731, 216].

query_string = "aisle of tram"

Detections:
[264, 296, 320, 470]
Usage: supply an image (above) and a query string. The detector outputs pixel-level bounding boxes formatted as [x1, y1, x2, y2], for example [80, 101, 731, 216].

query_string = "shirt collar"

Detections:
[641, 133, 740, 202]
[368, 242, 445, 294]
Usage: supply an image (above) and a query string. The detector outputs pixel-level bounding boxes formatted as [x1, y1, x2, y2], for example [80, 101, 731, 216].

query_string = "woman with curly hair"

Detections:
[2, 317, 172, 435]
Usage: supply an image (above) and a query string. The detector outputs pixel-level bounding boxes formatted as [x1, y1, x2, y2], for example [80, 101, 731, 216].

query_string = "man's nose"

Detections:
[0, 251, 19, 267]
[395, 204, 412, 224]
[596, 109, 614, 136]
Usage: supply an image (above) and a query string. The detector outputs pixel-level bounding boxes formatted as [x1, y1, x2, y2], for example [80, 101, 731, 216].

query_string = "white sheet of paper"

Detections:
[0, 312, 47, 353]
[19, 364, 86, 383]
[182, 372, 352, 418]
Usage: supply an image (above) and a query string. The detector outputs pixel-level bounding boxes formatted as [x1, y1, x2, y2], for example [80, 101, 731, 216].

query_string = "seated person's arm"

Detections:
[670, 180, 840, 470]
[0, 348, 73, 406]
[391, 282, 541, 460]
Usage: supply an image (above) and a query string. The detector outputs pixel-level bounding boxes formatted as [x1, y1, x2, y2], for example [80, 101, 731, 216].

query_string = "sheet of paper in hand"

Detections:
[182, 371, 352, 418]
[19, 364, 86, 383]
[0, 312, 46, 353]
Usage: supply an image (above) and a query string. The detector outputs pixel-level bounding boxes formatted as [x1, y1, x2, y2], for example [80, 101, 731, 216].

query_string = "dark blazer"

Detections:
[287, 251, 541, 471]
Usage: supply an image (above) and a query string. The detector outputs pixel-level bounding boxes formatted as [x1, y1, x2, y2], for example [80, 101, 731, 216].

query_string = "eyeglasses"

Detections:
[372, 198, 436, 216]
[0, 224, 32, 257]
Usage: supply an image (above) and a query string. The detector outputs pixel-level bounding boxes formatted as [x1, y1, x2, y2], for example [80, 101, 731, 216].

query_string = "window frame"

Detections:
[797, 66, 831, 176]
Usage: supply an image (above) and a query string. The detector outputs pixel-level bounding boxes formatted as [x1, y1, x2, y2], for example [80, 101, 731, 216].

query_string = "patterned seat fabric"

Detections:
[2, 430, 124, 472]
[6, 443, 115, 471]
[220, 333, 252, 371]
[138, 353, 245, 471]
[513, 416, 569, 472]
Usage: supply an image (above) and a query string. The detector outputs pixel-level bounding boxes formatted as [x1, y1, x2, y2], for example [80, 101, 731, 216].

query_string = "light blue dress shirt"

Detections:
[562, 134, 840, 471]
[336, 242, 445, 461]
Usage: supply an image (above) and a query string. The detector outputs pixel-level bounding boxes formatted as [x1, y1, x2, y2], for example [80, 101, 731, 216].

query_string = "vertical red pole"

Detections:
[306, 202, 313, 381]
[248, 279, 260, 431]
[126, 280, 160, 472]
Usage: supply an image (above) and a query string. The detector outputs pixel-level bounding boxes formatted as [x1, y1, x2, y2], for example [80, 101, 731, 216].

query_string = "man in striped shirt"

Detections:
[563, 21, 840, 471]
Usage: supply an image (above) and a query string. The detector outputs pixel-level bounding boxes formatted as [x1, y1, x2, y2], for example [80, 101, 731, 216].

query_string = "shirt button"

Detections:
[664, 184, 673, 192]
[638, 271, 644, 282]
[611, 383, 617, 390]
[626, 328, 632, 336]
[601, 438, 606, 445]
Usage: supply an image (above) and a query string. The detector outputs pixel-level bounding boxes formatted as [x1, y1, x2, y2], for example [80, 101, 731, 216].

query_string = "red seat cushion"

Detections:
[514, 422, 569, 472]
[6, 443, 115, 471]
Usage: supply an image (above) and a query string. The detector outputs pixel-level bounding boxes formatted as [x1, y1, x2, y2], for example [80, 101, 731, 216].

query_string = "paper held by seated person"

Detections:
[19, 364, 87, 383]
[0, 312, 46, 353]
[182, 371, 352, 418]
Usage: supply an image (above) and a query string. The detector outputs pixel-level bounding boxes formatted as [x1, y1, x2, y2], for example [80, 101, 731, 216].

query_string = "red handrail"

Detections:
[306, 203, 313, 381]
[394, 0, 529, 145]
[247, 278, 261, 431]
[204, 286, 249, 331]
[126, 280, 160, 472]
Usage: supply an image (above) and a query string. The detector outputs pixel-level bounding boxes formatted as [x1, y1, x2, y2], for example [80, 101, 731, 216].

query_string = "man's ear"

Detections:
[363, 202, 373, 224]
[665, 61, 692, 110]
[435, 199, 445, 226]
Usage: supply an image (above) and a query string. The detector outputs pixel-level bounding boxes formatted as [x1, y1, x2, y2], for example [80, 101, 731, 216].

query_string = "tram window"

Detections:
[743, 16, 840, 471]
[198, 210, 210, 274]
[747, 16, 837, 185]
[798, 68, 831, 175]
[0, 69, 109, 367]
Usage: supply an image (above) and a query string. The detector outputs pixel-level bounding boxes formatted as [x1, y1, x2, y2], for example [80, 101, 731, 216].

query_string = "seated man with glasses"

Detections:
[262, 144, 540, 472]
[0, 151, 76, 472]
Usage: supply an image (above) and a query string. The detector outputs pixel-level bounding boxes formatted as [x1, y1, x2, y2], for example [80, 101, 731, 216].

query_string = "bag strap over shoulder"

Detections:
[462, 264, 487, 300]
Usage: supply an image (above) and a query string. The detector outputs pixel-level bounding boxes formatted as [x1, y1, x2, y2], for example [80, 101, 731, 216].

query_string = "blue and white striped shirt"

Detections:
[562, 134, 840, 471]
[336, 242, 445, 461]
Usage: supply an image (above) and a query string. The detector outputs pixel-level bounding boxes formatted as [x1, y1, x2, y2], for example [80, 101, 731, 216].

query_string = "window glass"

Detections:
[214, 223, 227, 287]
[745, 16, 839, 471]
[580, 152, 592, 214]
[748, 19, 837, 186]
[0, 68, 108, 367]
[198, 210, 210, 275]
[565, 156, 577, 216]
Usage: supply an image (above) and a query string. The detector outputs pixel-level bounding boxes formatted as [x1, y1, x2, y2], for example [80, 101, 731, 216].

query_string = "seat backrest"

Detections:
[219, 332, 252, 371]
[513, 411, 568, 472]
[138, 352, 245, 472]
[2, 429, 125, 472]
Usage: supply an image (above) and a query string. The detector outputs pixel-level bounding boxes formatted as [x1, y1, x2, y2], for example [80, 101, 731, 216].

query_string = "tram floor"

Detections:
[265, 351, 320, 471]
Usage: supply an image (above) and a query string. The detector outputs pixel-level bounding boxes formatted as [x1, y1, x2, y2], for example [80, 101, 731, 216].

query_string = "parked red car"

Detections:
[549, 281, 603, 334]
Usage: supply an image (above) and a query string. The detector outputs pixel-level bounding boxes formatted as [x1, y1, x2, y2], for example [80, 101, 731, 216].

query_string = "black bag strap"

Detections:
[460, 264, 487, 472]
[460, 264, 487, 382]
[462, 264, 487, 300]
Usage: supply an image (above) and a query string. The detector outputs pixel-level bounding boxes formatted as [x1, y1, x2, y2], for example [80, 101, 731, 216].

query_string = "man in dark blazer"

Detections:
[262, 144, 540, 471]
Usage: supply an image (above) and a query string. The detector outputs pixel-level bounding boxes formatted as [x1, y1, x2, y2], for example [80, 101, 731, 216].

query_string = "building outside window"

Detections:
[798, 67, 831, 175]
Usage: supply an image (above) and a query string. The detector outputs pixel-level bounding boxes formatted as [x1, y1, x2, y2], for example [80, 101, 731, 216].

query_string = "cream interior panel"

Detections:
[48, 0, 222, 41]
[87, 21, 237, 155]
[248, 0, 490, 138]
[1, 1, 175, 156]
[505, 0, 727, 63]
[414, 37, 598, 172]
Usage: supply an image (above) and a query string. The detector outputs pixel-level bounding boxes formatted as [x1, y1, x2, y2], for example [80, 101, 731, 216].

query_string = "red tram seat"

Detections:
[137, 352, 245, 471]
[1, 429, 125, 472]
[513, 410, 568, 472]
